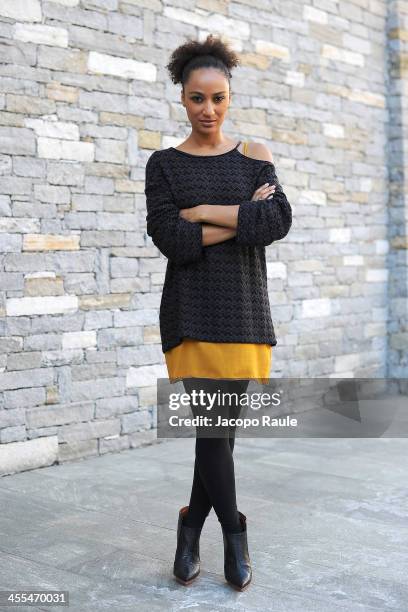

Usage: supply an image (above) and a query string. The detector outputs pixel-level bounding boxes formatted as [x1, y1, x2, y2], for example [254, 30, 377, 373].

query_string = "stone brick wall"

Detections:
[386, 0, 408, 377]
[0, 0, 406, 474]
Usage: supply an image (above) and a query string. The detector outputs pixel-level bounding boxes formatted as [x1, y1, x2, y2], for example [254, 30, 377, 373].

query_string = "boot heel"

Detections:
[221, 510, 252, 591]
[173, 505, 203, 585]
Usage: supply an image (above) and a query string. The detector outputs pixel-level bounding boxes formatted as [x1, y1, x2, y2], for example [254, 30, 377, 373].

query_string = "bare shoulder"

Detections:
[246, 141, 274, 163]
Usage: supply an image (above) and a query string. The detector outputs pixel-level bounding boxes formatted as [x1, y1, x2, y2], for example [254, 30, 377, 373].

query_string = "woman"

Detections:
[144, 34, 292, 591]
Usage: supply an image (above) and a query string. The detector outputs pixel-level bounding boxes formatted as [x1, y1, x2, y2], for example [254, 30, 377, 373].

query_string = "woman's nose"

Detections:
[203, 103, 214, 115]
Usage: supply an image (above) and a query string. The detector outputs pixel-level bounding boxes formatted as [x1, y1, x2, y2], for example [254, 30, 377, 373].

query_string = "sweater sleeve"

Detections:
[235, 162, 292, 247]
[145, 152, 203, 266]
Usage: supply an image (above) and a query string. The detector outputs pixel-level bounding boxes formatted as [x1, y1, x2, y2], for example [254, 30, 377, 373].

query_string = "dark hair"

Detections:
[166, 34, 240, 89]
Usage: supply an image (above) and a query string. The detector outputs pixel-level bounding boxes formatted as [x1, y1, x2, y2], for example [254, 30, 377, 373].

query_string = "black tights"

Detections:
[181, 378, 250, 533]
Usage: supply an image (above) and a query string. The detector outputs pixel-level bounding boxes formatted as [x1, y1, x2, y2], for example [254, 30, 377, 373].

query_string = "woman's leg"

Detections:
[182, 378, 250, 532]
[183, 432, 236, 529]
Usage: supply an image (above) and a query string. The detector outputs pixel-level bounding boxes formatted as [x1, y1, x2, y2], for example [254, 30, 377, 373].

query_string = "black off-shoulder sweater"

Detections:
[144, 142, 292, 354]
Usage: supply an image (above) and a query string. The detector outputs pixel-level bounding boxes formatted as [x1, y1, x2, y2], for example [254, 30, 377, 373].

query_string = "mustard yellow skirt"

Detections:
[165, 338, 272, 384]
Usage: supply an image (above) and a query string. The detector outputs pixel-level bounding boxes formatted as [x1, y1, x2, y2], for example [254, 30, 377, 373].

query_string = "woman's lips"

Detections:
[200, 120, 216, 125]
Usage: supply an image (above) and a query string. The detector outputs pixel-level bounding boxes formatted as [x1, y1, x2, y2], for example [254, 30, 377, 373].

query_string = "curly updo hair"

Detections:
[166, 34, 240, 89]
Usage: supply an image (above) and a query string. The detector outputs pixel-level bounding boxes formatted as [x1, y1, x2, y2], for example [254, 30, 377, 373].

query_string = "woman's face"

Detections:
[181, 68, 231, 134]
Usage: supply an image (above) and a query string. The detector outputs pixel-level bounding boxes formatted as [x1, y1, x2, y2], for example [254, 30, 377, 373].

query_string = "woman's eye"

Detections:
[191, 96, 225, 103]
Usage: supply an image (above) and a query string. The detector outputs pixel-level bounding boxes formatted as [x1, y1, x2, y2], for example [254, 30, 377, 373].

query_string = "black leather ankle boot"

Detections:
[221, 510, 252, 591]
[173, 505, 203, 585]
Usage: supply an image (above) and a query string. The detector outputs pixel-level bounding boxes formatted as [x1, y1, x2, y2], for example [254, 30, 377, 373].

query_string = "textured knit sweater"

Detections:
[144, 142, 292, 354]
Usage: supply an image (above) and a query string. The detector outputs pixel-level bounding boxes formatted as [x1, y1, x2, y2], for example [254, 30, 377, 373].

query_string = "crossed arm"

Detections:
[186, 205, 239, 247]
[201, 223, 237, 247]
[180, 197, 276, 246]
[145, 148, 291, 265]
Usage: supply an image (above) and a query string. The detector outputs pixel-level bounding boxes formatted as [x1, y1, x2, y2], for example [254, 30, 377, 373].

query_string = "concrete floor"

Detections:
[0, 436, 407, 611]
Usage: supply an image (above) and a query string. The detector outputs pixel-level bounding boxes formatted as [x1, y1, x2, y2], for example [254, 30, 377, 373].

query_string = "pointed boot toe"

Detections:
[221, 511, 252, 591]
[173, 505, 203, 585]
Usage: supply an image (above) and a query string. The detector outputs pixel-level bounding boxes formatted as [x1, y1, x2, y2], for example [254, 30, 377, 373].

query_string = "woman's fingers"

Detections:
[252, 183, 276, 200]
[256, 183, 276, 195]
[260, 186, 276, 195]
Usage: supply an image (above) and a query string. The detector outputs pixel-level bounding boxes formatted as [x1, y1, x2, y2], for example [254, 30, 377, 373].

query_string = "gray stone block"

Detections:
[0, 435, 58, 475]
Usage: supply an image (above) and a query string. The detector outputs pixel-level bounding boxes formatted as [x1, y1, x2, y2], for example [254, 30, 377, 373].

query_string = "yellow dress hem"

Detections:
[165, 338, 272, 385]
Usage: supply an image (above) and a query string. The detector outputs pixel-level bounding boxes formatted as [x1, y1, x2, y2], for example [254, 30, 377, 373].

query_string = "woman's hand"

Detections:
[179, 205, 206, 223]
[252, 183, 276, 201]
